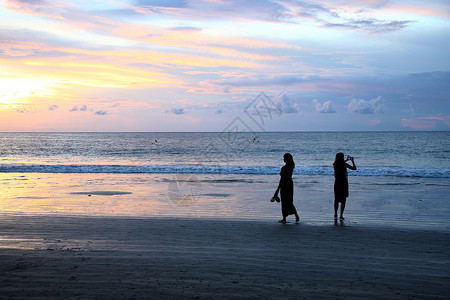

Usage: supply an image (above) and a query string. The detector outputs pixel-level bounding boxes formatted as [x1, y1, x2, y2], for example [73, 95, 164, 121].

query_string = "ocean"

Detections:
[0, 132, 449, 230]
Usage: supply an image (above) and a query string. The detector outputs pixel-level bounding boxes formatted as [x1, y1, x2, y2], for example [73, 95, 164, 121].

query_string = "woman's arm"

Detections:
[274, 186, 280, 197]
[274, 176, 282, 196]
[274, 166, 286, 196]
[346, 158, 357, 170]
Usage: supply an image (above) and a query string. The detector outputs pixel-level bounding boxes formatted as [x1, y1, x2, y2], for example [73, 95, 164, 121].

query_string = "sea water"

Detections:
[0, 132, 449, 230]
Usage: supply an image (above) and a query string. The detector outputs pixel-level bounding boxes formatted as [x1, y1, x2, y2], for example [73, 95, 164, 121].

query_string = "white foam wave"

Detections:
[0, 164, 449, 178]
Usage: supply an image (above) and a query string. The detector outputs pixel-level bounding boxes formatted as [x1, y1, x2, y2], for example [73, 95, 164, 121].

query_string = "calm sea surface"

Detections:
[0, 132, 449, 230]
[0, 132, 448, 177]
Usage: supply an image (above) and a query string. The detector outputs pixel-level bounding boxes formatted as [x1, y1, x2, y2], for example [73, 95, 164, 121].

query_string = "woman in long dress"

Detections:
[333, 152, 357, 220]
[274, 153, 299, 224]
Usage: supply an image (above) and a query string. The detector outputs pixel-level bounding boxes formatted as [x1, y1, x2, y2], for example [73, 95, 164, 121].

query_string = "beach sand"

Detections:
[0, 215, 449, 299]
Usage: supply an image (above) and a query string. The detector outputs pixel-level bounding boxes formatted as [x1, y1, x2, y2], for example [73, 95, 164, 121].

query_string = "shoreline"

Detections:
[1, 172, 449, 232]
[1, 214, 449, 299]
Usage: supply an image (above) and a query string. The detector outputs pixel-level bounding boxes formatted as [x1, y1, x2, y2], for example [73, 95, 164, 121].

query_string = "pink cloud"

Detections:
[401, 118, 442, 130]
[3, 0, 66, 19]
[388, 3, 450, 19]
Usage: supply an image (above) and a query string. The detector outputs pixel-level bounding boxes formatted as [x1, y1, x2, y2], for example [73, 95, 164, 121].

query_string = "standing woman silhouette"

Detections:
[274, 153, 300, 223]
[333, 152, 357, 220]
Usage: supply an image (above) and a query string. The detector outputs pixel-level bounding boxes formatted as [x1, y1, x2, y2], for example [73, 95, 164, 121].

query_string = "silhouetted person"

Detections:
[333, 152, 356, 220]
[274, 153, 299, 223]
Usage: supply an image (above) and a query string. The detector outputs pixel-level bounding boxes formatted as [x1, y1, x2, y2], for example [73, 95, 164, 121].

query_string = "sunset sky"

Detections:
[0, 0, 449, 131]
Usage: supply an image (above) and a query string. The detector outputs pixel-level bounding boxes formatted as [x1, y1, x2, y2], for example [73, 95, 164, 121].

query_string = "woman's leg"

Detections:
[340, 199, 346, 219]
[334, 200, 339, 218]
[279, 201, 287, 223]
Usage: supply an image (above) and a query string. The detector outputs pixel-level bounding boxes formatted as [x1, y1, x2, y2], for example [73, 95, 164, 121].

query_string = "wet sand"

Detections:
[0, 215, 449, 299]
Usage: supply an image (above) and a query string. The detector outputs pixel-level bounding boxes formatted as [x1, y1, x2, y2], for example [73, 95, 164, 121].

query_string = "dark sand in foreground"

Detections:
[0, 215, 449, 299]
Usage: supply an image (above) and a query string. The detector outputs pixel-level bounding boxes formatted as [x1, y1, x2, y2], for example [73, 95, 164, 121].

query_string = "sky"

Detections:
[0, 0, 449, 132]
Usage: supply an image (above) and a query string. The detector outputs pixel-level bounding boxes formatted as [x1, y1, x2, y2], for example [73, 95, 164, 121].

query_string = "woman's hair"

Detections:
[333, 152, 346, 170]
[334, 152, 345, 164]
[284, 153, 295, 169]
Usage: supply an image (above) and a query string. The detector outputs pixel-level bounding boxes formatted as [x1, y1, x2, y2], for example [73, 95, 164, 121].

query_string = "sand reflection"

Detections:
[0, 173, 266, 218]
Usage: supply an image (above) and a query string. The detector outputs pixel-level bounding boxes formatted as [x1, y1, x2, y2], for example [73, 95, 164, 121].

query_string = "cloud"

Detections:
[171, 108, 184, 115]
[3, 0, 64, 19]
[215, 72, 450, 100]
[149, 0, 414, 33]
[7, 0, 49, 5]
[288, 1, 414, 33]
[95, 110, 107, 115]
[275, 93, 299, 114]
[324, 19, 413, 33]
[348, 96, 383, 114]
[134, 0, 188, 8]
[313, 99, 336, 113]
[221, 75, 308, 88]
[169, 26, 202, 31]
[48, 104, 58, 110]
[402, 117, 450, 130]
[1, 0, 448, 132]
[134, 0, 291, 22]
[70, 105, 88, 112]
[213, 105, 224, 115]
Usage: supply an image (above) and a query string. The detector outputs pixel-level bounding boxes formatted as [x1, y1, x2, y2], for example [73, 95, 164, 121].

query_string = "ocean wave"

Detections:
[0, 164, 449, 178]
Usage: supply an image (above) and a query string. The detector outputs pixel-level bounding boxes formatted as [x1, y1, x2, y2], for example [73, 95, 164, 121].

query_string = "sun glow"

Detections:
[0, 78, 57, 107]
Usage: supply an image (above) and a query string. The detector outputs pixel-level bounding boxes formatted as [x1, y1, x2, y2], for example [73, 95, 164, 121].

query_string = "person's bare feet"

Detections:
[295, 215, 300, 223]
[278, 219, 286, 224]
